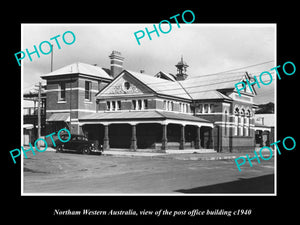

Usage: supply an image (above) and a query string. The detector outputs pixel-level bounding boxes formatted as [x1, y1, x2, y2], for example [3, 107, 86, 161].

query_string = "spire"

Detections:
[175, 55, 189, 81]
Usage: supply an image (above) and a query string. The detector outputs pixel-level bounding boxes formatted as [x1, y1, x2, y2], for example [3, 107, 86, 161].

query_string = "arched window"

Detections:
[246, 109, 251, 136]
[224, 109, 229, 136]
[240, 108, 245, 136]
[234, 106, 239, 136]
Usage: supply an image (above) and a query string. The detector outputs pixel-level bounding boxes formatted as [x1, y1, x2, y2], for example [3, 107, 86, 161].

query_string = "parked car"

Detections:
[55, 134, 103, 155]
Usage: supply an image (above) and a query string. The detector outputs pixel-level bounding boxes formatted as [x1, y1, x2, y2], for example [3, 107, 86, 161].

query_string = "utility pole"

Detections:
[70, 77, 72, 132]
[51, 44, 53, 72]
[37, 81, 42, 147]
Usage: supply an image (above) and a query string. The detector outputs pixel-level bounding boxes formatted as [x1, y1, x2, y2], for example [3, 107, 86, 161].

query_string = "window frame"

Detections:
[85, 81, 92, 101]
[58, 81, 66, 102]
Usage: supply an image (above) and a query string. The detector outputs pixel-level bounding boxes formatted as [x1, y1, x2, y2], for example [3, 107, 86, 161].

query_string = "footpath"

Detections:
[101, 148, 274, 161]
[46, 147, 274, 161]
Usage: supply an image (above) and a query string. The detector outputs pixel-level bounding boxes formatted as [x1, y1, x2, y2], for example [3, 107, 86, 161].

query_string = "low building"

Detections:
[254, 113, 275, 147]
[23, 83, 47, 145]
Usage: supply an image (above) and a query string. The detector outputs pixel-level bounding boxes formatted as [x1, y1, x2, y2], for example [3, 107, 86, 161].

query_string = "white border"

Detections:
[21, 23, 277, 197]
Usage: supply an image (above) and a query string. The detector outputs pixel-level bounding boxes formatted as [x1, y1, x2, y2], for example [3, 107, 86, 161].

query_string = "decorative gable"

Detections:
[233, 73, 257, 96]
[107, 76, 142, 95]
[96, 71, 155, 99]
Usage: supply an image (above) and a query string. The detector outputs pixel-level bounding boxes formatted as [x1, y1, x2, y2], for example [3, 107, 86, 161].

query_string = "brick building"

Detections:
[40, 50, 268, 152]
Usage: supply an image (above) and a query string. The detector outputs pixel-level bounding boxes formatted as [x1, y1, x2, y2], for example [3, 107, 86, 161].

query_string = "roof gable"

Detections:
[96, 70, 156, 98]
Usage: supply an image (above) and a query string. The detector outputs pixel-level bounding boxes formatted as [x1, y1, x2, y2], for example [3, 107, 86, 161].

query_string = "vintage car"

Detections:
[55, 134, 103, 155]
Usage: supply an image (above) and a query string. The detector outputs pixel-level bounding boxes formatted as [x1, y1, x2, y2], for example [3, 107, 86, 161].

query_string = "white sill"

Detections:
[57, 100, 67, 103]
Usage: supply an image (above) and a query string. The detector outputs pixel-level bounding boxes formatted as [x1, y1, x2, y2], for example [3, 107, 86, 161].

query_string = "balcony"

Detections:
[23, 107, 46, 116]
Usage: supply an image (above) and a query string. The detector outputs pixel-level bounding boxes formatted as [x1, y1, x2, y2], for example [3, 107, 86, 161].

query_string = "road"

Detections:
[23, 151, 274, 194]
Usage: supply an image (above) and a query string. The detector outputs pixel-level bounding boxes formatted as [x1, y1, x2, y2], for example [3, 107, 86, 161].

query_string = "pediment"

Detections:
[235, 73, 257, 96]
[96, 71, 155, 98]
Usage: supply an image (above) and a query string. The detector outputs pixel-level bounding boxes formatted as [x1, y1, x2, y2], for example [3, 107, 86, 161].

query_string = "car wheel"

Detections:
[82, 146, 91, 155]
[56, 145, 64, 153]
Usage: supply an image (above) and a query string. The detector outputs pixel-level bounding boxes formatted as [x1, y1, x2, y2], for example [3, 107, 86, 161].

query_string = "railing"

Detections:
[23, 107, 45, 116]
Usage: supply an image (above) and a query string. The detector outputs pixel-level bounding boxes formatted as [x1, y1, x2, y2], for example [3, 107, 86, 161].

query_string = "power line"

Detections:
[142, 71, 278, 94]
[139, 60, 275, 87]
[187, 60, 275, 80]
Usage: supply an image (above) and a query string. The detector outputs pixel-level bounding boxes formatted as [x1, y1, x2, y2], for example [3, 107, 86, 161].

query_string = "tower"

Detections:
[175, 55, 189, 81]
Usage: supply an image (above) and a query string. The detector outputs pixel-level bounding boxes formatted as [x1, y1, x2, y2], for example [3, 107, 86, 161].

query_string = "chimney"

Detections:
[109, 50, 124, 78]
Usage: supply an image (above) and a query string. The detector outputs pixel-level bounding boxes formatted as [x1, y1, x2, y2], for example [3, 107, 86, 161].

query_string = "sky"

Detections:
[22, 23, 276, 104]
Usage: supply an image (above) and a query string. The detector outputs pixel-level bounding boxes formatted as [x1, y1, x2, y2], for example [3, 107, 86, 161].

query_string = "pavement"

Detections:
[97, 148, 274, 161]
[46, 147, 274, 161]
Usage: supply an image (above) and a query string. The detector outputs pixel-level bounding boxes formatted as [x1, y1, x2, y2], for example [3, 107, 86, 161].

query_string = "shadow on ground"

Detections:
[175, 174, 274, 194]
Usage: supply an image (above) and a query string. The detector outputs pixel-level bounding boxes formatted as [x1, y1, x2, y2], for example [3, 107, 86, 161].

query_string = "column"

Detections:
[130, 124, 137, 151]
[195, 126, 201, 149]
[209, 127, 214, 149]
[103, 124, 110, 150]
[161, 124, 168, 151]
[179, 125, 185, 150]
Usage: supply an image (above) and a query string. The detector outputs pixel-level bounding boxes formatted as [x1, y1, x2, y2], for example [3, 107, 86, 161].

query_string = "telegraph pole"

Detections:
[50, 44, 53, 72]
[37, 81, 42, 147]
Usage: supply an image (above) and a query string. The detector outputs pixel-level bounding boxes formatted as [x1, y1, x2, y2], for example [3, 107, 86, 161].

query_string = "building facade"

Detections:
[40, 51, 266, 153]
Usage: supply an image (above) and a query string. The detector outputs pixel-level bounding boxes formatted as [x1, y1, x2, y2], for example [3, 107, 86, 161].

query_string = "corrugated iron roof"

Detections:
[176, 72, 247, 100]
[126, 70, 192, 100]
[41, 62, 112, 80]
[80, 110, 211, 124]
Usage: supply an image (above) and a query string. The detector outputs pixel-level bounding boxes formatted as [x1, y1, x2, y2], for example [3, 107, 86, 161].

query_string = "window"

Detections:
[204, 104, 209, 113]
[123, 81, 131, 91]
[117, 101, 121, 110]
[85, 81, 91, 101]
[106, 101, 111, 111]
[143, 100, 148, 109]
[246, 109, 251, 136]
[132, 100, 136, 110]
[58, 82, 66, 101]
[209, 104, 214, 113]
[240, 109, 245, 136]
[245, 117, 249, 136]
[234, 107, 239, 136]
[106, 100, 122, 111]
[224, 110, 228, 136]
[198, 104, 203, 113]
[132, 99, 148, 110]
[138, 100, 143, 110]
[163, 100, 167, 110]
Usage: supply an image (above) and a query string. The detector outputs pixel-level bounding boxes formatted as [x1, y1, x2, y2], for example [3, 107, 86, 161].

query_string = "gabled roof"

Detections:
[41, 62, 112, 80]
[125, 70, 191, 100]
[179, 72, 254, 100]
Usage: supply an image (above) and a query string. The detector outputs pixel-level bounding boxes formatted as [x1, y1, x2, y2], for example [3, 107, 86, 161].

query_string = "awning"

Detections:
[254, 123, 272, 132]
[79, 110, 213, 127]
[47, 113, 70, 122]
[23, 124, 34, 129]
